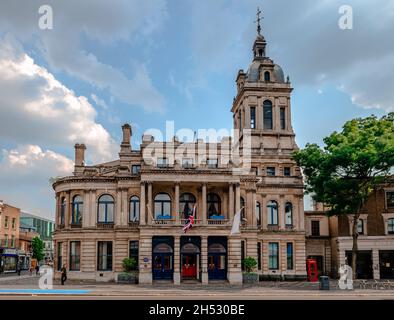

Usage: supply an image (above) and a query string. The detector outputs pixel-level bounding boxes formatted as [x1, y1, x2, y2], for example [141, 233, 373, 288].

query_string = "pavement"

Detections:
[0, 275, 394, 299]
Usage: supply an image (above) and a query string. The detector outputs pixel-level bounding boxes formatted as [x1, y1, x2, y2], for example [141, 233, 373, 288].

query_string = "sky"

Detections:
[0, 0, 393, 220]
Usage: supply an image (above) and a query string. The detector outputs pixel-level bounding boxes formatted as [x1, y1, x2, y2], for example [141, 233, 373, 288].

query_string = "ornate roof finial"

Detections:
[254, 7, 263, 35]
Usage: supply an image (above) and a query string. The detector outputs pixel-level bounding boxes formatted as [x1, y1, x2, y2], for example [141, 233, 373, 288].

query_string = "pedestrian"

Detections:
[35, 263, 40, 275]
[17, 260, 22, 276]
[61, 264, 67, 285]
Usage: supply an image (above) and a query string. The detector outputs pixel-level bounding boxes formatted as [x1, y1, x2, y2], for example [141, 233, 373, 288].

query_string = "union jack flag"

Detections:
[183, 205, 196, 233]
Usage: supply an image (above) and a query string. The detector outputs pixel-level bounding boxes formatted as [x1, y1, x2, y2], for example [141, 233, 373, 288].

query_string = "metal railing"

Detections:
[152, 219, 176, 225]
[207, 219, 229, 225]
[96, 222, 114, 229]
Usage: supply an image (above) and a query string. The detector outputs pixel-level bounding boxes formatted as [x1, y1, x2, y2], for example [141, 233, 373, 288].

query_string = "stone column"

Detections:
[245, 105, 251, 129]
[201, 236, 208, 284]
[287, 97, 292, 131]
[298, 195, 305, 231]
[55, 193, 60, 227]
[274, 97, 280, 131]
[175, 182, 180, 224]
[83, 190, 90, 228]
[147, 183, 153, 223]
[279, 195, 285, 230]
[293, 196, 299, 230]
[246, 190, 253, 228]
[372, 249, 380, 280]
[89, 190, 96, 227]
[174, 236, 181, 284]
[228, 237, 242, 285]
[140, 182, 146, 225]
[138, 236, 152, 284]
[121, 188, 128, 226]
[202, 183, 207, 225]
[65, 191, 71, 228]
[235, 183, 241, 213]
[261, 194, 267, 230]
[252, 190, 257, 228]
[256, 97, 262, 129]
[116, 189, 122, 227]
[228, 183, 234, 222]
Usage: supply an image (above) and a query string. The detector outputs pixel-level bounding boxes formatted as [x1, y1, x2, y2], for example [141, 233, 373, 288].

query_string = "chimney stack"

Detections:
[74, 143, 86, 167]
[120, 123, 132, 153]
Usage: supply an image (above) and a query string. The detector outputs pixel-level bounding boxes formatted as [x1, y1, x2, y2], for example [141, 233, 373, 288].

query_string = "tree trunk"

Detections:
[351, 213, 360, 280]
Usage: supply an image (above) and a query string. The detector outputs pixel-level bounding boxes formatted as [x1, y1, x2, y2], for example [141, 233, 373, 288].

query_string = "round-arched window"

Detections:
[72, 195, 83, 224]
[97, 194, 114, 223]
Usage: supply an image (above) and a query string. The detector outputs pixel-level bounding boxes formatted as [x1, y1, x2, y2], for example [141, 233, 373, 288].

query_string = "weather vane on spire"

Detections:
[255, 7, 263, 35]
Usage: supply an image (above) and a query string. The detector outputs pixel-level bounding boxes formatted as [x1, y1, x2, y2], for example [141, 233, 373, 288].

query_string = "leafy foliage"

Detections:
[31, 236, 45, 262]
[243, 256, 258, 273]
[293, 113, 394, 277]
[293, 113, 394, 216]
[122, 257, 138, 272]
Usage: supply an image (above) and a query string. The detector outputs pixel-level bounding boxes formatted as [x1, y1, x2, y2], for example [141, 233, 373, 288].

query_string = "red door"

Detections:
[182, 255, 197, 278]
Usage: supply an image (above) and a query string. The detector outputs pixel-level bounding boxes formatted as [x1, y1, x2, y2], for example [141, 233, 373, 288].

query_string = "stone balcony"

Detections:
[96, 222, 114, 229]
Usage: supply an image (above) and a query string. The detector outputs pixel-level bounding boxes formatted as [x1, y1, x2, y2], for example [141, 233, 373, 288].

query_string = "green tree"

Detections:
[293, 113, 394, 278]
[31, 236, 45, 263]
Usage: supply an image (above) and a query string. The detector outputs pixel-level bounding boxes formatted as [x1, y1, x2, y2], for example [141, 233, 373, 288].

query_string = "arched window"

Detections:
[60, 197, 66, 225]
[154, 193, 171, 219]
[129, 196, 140, 222]
[267, 200, 278, 225]
[388, 218, 394, 234]
[256, 201, 261, 226]
[263, 100, 273, 130]
[180, 193, 196, 219]
[285, 202, 293, 226]
[264, 71, 270, 82]
[97, 194, 114, 223]
[240, 197, 245, 219]
[207, 193, 221, 218]
[357, 219, 364, 235]
[72, 195, 83, 224]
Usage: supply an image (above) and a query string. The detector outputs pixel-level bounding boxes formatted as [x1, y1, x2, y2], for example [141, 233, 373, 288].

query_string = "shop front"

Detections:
[379, 250, 394, 279]
[0, 248, 18, 273]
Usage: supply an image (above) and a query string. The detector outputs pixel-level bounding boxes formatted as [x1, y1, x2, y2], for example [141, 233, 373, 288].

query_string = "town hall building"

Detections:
[52, 18, 308, 284]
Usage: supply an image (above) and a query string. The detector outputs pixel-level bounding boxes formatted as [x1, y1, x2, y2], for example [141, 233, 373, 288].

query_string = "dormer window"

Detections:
[264, 71, 270, 82]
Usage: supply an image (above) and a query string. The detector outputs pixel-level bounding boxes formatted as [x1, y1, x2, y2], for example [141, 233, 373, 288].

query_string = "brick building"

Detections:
[0, 201, 20, 273]
[305, 178, 394, 279]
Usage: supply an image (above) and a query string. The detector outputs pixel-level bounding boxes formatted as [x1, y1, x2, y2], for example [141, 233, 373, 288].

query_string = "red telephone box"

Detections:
[307, 259, 318, 282]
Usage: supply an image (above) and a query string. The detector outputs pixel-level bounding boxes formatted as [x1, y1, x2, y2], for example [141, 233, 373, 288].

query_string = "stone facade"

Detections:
[52, 28, 307, 284]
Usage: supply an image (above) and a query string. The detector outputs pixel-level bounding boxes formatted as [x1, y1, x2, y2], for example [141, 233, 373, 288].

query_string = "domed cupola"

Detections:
[245, 8, 287, 84]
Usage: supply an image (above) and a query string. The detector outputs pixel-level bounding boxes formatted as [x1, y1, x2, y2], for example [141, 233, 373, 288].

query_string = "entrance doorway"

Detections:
[345, 250, 373, 279]
[180, 238, 201, 281]
[152, 240, 174, 280]
[208, 238, 227, 280]
[380, 250, 394, 279]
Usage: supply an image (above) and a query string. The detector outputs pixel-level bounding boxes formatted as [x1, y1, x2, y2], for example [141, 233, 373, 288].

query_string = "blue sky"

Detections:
[0, 0, 392, 219]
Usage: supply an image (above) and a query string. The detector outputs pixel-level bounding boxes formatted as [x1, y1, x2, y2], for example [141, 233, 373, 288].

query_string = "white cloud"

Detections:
[0, 145, 73, 179]
[91, 94, 108, 110]
[0, 37, 117, 163]
[0, 0, 168, 113]
[0, 145, 74, 220]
